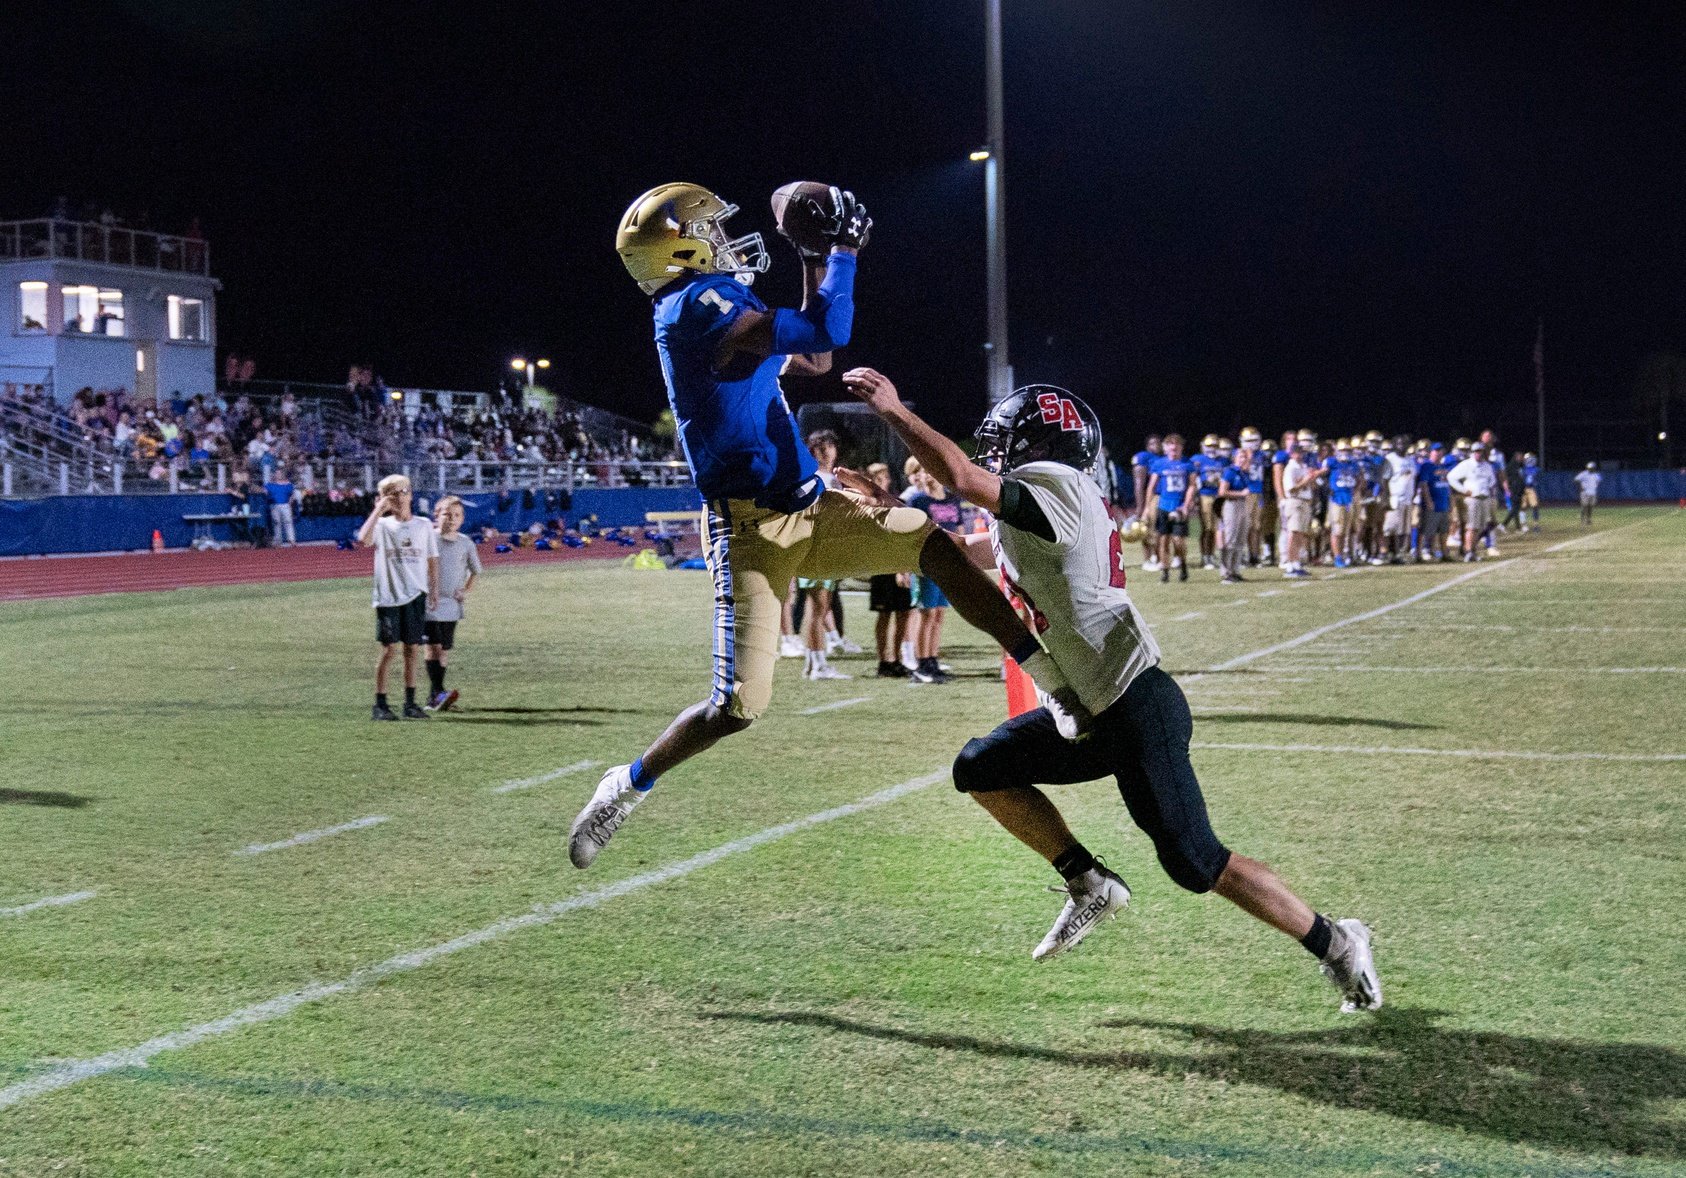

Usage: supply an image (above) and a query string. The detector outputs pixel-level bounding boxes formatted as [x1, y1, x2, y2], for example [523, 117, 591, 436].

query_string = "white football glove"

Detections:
[1040, 687, 1093, 742]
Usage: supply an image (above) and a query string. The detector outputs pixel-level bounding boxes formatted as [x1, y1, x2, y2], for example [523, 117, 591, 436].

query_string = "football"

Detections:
[770, 180, 833, 254]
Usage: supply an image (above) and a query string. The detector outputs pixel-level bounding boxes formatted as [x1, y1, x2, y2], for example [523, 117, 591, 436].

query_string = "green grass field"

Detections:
[3, 506, 1683, 1177]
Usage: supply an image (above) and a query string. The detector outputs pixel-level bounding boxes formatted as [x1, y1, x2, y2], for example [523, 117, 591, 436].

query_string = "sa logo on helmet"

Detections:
[1035, 392, 1086, 432]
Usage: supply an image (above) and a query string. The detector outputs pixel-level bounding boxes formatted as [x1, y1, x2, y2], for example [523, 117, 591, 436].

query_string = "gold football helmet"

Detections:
[616, 183, 770, 295]
[1239, 426, 1261, 446]
[1121, 518, 1148, 543]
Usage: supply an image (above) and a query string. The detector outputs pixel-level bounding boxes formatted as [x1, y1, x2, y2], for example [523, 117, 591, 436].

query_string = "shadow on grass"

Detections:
[707, 1007, 1685, 1159]
[1196, 713, 1440, 731]
[0, 788, 91, 808]
[443, 716, 608, 727]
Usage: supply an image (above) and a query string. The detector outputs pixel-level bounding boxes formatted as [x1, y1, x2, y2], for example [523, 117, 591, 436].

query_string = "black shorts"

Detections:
[951, 665, 1231, 893]
[1155, 510, 1188, 537]
[376, 595, 427, 646]
[423, 620, 457, 650]
[868, 573, 913, 613]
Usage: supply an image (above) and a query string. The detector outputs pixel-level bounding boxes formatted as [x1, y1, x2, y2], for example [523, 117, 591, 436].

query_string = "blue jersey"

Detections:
[1363, 454, 1386, 496]
[1323, 457, 1360, 506]
[1523, 461, 1538, 488]
[1220, 465, 1250, 495]
[1245, 450, 1268, 494]
[1131, 449, 1157, 470]
[264, 480, 294, 508]
[1151, 456, 1194, 511]
[652, 274, 817, 506]
[1419, 460, 1451, 512]
[1191, 453, 1225, 495]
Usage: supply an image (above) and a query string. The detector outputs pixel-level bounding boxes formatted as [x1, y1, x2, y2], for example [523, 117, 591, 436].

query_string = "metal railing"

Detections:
[0, 219, 210, 275]
[0, 458, 695, 499]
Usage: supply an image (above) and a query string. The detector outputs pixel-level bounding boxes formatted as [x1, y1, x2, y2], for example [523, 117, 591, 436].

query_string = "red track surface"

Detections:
[0, 542, 627, 602]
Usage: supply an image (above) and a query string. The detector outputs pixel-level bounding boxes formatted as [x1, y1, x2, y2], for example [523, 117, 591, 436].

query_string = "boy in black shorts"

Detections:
[359, 474, 439, 720]
[424, 495, 483, 711]
[864, 463, 913, 677]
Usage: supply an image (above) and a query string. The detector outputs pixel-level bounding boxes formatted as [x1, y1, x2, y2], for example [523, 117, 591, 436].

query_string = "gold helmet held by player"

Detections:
[616, 183, 770, 296]
[1121, 518, 1147, 543]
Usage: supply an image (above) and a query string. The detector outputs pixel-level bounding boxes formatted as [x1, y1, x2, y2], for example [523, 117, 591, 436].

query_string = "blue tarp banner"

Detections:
[0, 486, 704, 558]
[1537, 469, 1684, 502]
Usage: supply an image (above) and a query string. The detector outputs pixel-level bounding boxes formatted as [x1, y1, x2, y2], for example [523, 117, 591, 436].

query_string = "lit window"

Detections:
[96, 289, 124, 336]
[62, 285, 97, 333]
[17, 281, 47, 333]
[168, 295, 206, 341]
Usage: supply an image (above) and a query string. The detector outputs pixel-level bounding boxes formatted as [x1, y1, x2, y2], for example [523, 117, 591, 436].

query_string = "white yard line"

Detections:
[1189, 560, 1511, 681]
[490, 759, 602, 795]
[0, 770, 950, 1112]
[799, 697, 871, 715]
[1256, 589, 1284, 597]
[1217, 598, 1253, 609]
[0, 891, 97, 918]
[1374, 622, 1681, 635]
[1270, 664, 1686, 675]
[1171, 611, 1204, 622]
[233, 816, 389, 857]
[1191, 741, 1686, 763]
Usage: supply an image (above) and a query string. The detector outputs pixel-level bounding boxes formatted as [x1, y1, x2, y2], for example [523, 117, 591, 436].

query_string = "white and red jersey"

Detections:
[991, 461, 1162, 715]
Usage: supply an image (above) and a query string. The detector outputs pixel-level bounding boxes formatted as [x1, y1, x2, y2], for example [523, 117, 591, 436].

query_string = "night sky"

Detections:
[8, 1, 1684, 454]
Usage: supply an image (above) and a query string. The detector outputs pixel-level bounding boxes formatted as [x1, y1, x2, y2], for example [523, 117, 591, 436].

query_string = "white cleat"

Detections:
[1319, 917, 1383, 1012]
[568, 764, 646, 869]
[1032, 864, 1131, 961]
[1141, 559, 1162, 572]
[805, 663, 853, 680]
[778, 635, 805, 658]
[827, 634, 864, 656]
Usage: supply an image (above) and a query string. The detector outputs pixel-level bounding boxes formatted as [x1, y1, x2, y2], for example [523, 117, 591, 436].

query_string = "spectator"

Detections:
[1575, 462, 1602, 525]
[265, 466, 300, 546]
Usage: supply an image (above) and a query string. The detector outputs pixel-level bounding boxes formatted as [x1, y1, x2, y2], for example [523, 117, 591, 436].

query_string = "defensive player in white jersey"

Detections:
[842, 367, 1382, 1013]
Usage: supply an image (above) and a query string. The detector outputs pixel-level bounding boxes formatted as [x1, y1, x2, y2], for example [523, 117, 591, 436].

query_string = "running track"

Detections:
[0, 542, 626, 603]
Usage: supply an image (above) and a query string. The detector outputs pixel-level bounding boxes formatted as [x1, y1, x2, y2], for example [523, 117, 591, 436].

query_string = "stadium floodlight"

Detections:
[511, 356, 551, 390]
[969, 149, 990, 162]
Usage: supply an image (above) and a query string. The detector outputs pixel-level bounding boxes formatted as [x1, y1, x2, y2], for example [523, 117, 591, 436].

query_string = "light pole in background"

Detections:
[981, 0, 1012, 405]
[511, 357, 550, 406]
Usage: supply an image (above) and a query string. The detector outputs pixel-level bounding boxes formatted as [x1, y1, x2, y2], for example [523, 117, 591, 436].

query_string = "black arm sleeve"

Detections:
[997, 478, 1057, 542]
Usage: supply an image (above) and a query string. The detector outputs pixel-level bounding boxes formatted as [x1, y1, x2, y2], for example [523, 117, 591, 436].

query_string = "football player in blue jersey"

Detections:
[1520, 451, 1541, 531]
[568, 183, 1060, 868]
[1147, 435, 1197, 582]
[1321, 439, 1362, 567]
[1192, 434, 1224, 570]
[1130, 435, 1163, 570]
[1417, 442, 1453, 561]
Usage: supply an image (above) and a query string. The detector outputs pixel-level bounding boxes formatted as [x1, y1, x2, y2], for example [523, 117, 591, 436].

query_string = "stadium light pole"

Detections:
[982, 0, 1012, 406]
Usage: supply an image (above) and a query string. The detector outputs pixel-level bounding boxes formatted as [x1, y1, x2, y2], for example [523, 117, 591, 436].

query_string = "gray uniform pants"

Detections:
[270, 502, 296, 545]
[1220, 498, 1250, 577]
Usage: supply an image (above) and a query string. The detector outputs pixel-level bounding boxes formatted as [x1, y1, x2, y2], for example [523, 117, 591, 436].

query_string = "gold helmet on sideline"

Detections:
[1121, 518, 1148, 543]
[616, 183, 770, 296]
[1364, 429, 1384, 448]
[1201, 434, 1220, 452]
[1239, 426, 1261, 446]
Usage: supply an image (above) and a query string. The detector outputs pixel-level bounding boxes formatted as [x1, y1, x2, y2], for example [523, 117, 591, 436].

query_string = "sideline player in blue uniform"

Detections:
[1417, 442, 1453, 560]
[1147, 435, 1197, 583]
[569, 182, 1061, 867]
[1191, 434, 1224, 570]
[1130, 435, 1162, 569]
[1321, 440, 1362, 567]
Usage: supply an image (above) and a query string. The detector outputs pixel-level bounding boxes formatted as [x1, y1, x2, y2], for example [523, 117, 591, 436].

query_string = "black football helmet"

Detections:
[972, 385, 1103, 475]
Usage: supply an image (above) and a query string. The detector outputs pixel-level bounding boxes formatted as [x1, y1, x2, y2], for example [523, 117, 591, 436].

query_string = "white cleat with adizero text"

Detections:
[568, 764, 645, 869]
[1320, 917, 1383, 1012]
[1032, 864, 1131, 961]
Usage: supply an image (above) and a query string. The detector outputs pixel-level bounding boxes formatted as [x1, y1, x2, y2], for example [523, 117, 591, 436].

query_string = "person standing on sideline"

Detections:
[1216, 443, 1251, 583]
[1575, 463, 1602, 525]
[1280, 434, 1321, 578]
[1520, 453, 1542, 531]
[1447, 441, 1499, 561]
[1131, 435, 1163, 570]
[1146, 434, 1196, 583]
[864, 462, 914, 678]
[264, 466, 300, 548]
[359, 474, 438, 721]
[424, 495, 482, 712]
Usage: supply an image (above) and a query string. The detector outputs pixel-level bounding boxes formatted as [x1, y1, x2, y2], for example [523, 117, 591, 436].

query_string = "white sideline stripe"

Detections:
[1274, 664, 1686, 675]
[0, 891, 96, 918]
[233, 816, 389, 856]
[1256, 589, 1284, 597]
[1190, 560, 1510, 681]
[1217, 598, 1252, 609]
[1191, 741, 1686, 764]
[799, 697, 871, 715]
[0, 770, 950, 1112]
[1171, 611, 1204, 622]
[490, 759, 602, 794]
[1377, 622, 1681, 635]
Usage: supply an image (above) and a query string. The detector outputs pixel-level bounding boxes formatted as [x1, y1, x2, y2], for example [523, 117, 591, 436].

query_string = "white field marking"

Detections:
[1191, 706, 1262, 715]
[1271, 664, 1686, 675]
[0, 770, 949, 1112]
[1375, 622, 1681, 635]
[490, 759, 602, 794]
[1217, 598, 1252, 609]
[0, 891, 96, 918]
[799, 697, 871, 715]
[1185, 560, 1511, 684]
[1256, 589, 1285, 598]
[1191, 741, 1686, 764]
[1171, 611, 1204, 622]
[233, 816, 389, 857]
